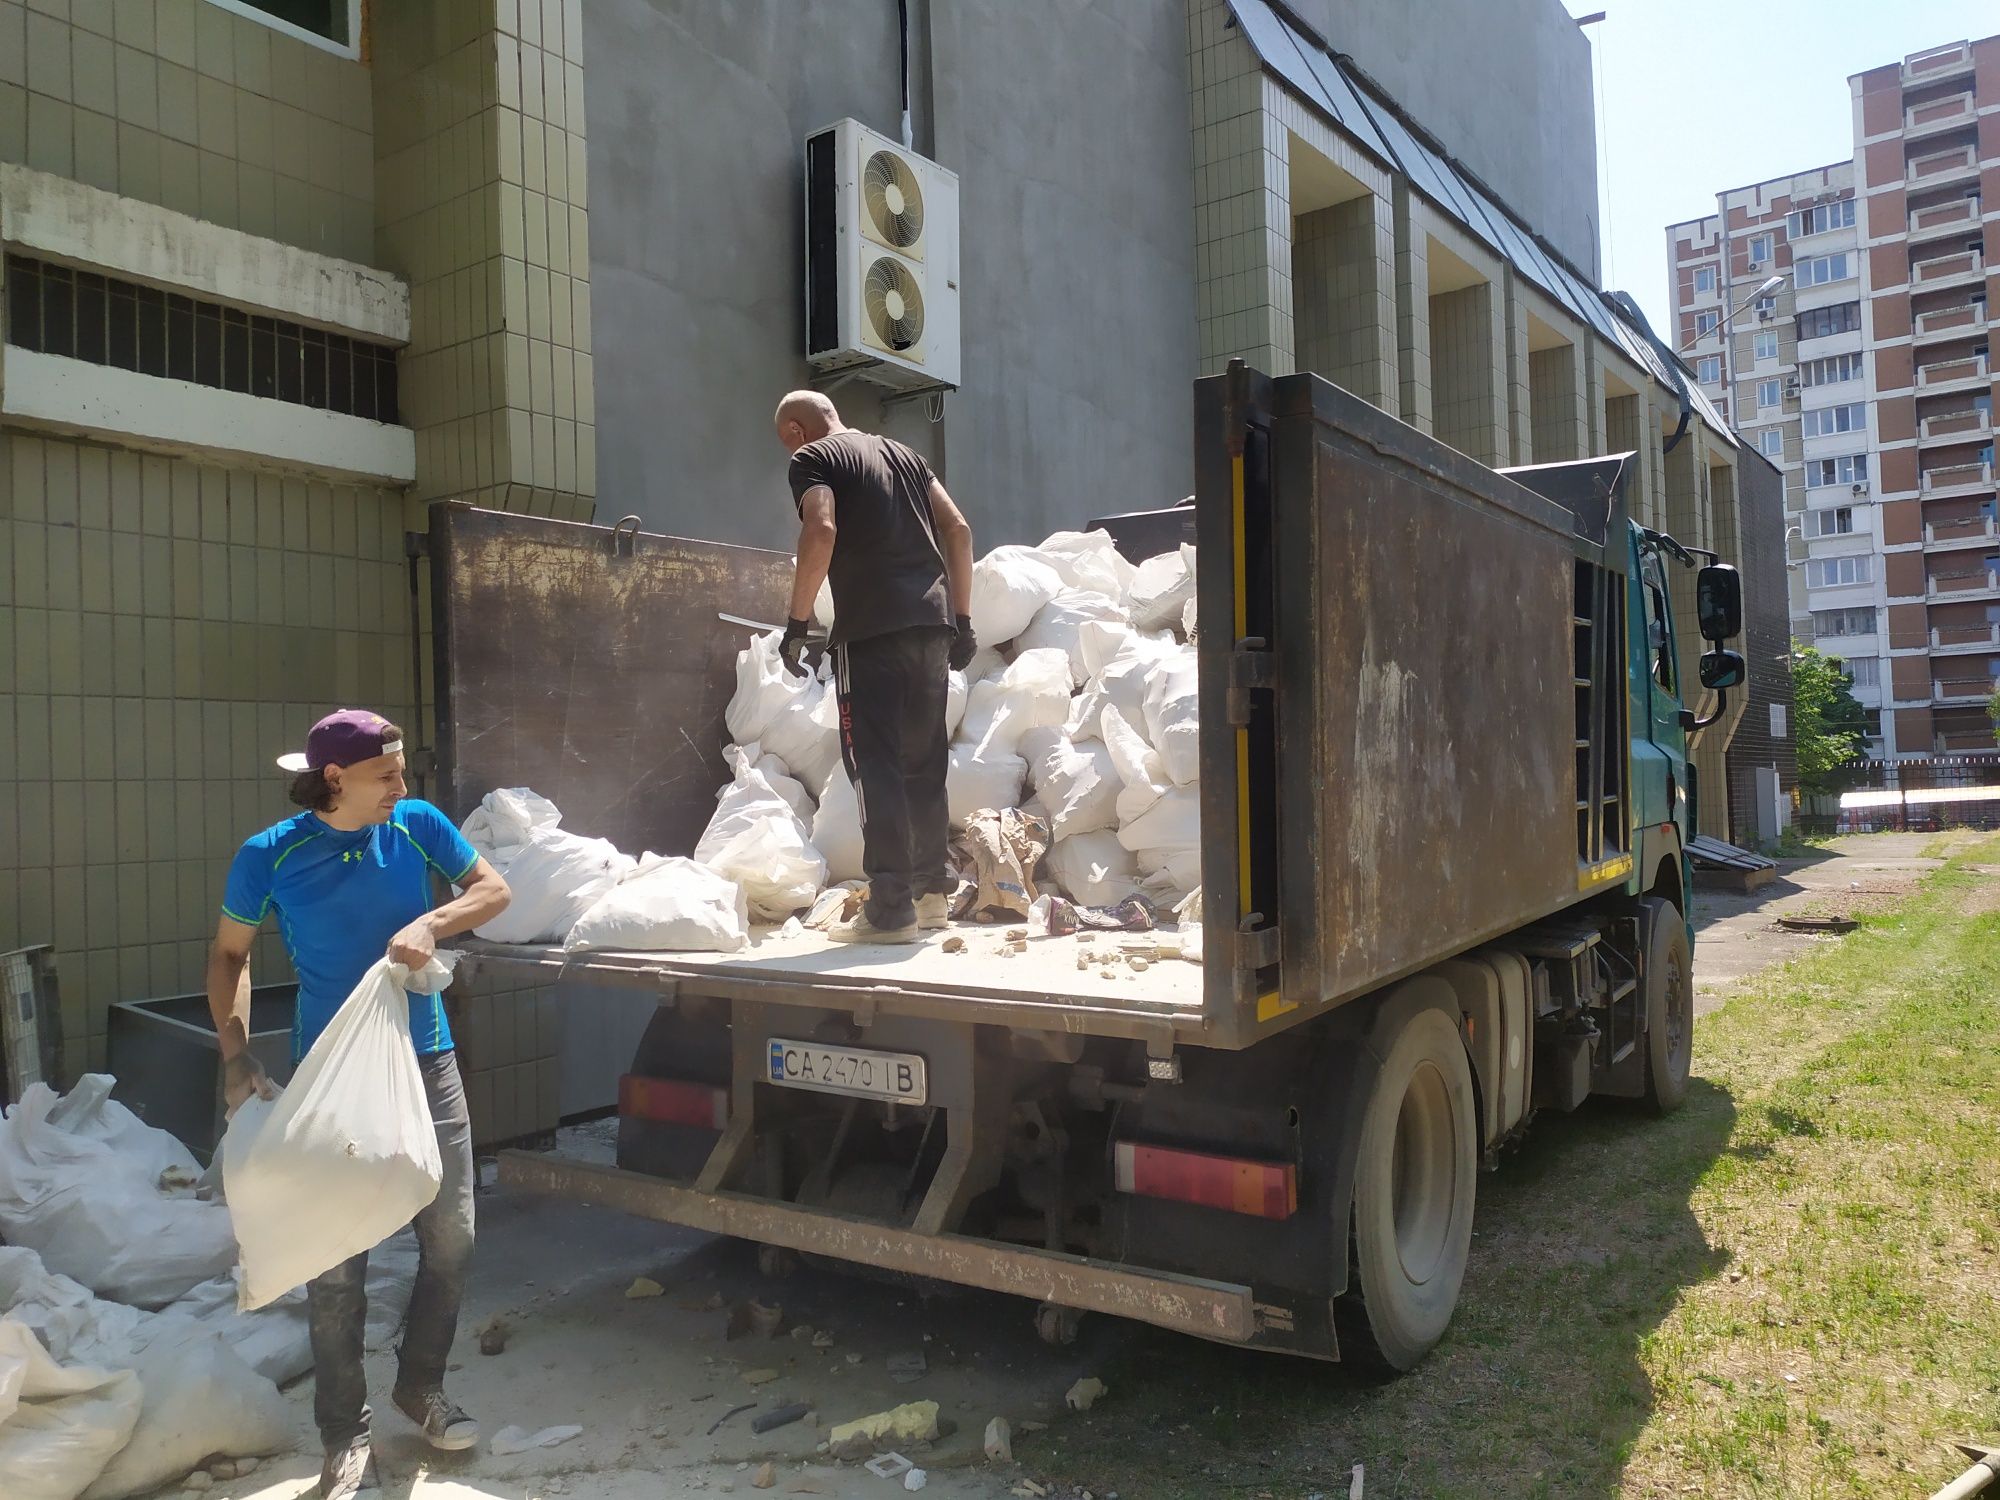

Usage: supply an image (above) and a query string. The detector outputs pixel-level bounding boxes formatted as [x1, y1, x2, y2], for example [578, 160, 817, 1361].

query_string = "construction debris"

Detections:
[625, 1276, 665, 1299]
[751, 1461, 777, 1489]
[752, 1402, 813, 1434]
[984, 1416, 1013, 1462]
[830, 1402, 940, 1460]
[491, 1423, 584, 1456]
[864, 1452, 915, 1480]
[887, 1349, 927, 1384]
[741, 1367, 781, 1386]
[477, 1316, 510, 1355]
[1065, 1377, 1107, 1412]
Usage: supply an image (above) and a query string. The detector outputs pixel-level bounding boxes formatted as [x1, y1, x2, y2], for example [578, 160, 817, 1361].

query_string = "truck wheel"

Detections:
[1640, 897, 1693, 1115]
[1337, 1001, 1478, 1375]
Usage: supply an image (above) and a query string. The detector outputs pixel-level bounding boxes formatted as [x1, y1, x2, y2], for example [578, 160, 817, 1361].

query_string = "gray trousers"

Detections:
[307, 1049, 476, 1449]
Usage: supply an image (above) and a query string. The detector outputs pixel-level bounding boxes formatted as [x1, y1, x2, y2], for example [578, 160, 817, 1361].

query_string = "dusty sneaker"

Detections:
[392, 1386, 480, 1451]
[319, 1435, 380, 1499]
[827, 910, 920, 944]
[916, 893, 950, 930]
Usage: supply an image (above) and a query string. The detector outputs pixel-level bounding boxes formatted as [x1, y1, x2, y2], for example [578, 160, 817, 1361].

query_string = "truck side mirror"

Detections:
[1698, 648, 1745, 690]
[1696, 564, 1742, 642]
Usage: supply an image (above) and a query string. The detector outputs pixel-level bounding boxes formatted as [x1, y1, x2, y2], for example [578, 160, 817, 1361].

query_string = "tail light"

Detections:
[619, 1074, 728, 1129]
[1112, 1140, 1297, 1220]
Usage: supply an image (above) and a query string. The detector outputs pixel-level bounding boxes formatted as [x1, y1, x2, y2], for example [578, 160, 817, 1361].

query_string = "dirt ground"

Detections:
[193, 835, 1964, 1500]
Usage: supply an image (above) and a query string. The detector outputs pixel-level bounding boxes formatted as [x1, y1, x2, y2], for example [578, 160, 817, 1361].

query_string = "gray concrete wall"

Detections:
[583, 0, 1197, 552]
[1298, 0, 1601, 281]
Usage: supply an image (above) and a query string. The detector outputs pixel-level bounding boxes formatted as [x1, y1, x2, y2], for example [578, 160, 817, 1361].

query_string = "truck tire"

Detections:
[1336, 1001, 1478, 1375]
[1641, 896, 1693, 1115]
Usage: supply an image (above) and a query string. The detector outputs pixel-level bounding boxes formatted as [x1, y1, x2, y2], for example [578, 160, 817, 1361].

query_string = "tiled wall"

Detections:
[1529, 344, 1588, 462]
[0, 430, 412, 1076]
[0, 0, 374, 261]
[1393, 182, 1432, 431]
[1429, 281, 1508, 467]
[1293, 194, 1398, 408]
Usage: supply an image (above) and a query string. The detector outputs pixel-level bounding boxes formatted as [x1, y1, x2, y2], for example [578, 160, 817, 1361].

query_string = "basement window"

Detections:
[6, 254, 399, 423]
[203, 0, 359, 58]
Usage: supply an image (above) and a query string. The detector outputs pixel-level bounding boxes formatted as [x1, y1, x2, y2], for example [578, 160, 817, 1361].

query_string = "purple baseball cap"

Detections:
[275, 710, 404, 773]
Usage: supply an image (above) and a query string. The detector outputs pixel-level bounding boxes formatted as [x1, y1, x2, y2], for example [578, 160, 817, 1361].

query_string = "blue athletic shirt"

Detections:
[222, 798, 479, 1062]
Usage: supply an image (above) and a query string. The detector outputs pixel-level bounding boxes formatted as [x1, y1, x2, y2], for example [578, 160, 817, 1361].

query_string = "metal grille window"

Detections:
[5, 255, 398, 423]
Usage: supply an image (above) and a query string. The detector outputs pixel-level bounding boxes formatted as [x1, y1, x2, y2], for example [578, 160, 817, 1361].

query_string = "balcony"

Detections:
[1903, 41, 1974, 84]
[1909, 195, 1982, 243]
[1908, 145, 1980, 187]
[1911, 248, 1986, 288]
[1921, 460, 1996, 494]
[1919, 408, 1994, 445]
[1905, 92, 1976, 138]
[1932, 622, 2000, 653]
[1933, 676, 1999, 703]
[1928, 569, 2000, 599]
[1913, 301, 1987, 344]
[1917, 352, 1991, 391]
[1926, 513, 2000, 548]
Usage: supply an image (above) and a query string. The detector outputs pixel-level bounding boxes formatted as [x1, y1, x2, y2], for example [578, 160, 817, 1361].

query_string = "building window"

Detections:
[1810, 506, 1855, 537]
[1805, 453, 1868, 489]
[1758, 429, 1785, 457]
[1754, 331, 1779, 362]
[1796, 302, 1862, 341]
[1808, 555, 1873, 587]
[3, 253, 399, 422]
[1813, 606, 1877, 636]
[1844, 656, 1880, 688]
[1695, 355, 1722, 384]
[1693, 266, 1717, 294]
[1801, 402, 1867, 438]
[1747, 232, 1775, 264]
[1787, 199, 1856, 238]
[1802, 352, 1865, 386]
[1770, 702, 1789, 738]
[1694, 310, 1720, 337]
[205, 0, 358, 54]
[1756, 379, 1783, 409]
[1795, 252, 1853, 288]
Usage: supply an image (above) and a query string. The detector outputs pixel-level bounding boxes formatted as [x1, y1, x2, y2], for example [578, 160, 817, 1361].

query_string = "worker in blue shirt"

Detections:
[208, 709, 511, 1500]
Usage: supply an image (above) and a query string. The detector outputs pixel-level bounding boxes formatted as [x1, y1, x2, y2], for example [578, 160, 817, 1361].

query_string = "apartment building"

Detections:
[1667, 34, 2000, 761]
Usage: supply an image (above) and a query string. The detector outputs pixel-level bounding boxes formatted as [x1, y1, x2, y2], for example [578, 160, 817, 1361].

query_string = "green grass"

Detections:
[1037, 840, 2000, 1499]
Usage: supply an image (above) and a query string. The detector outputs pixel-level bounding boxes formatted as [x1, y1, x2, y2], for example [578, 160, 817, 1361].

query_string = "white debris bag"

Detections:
[752, 751, 816, 823]
[1037, 529, 1137, 600]
[1070, 627, 1177, 743]
[1046, 831, 1143, 908]
[1017, 590, 1130, 686]
[811, 768, 867, 884]
[726, 626, 802, 745]
[944, 668, 970, 740]
[1119, 784, 1201, 855]
[1142, 645, 1202, 787]
[1128, 544, 1197, 633]
[567, 856, 749, 953]
[1020, 729, 1120, 839]
[956, 648, 1073, 757]
[459, 789, 633, 944]
[947, 746, 1028, 830]
[0, 1318, 141, 1500]
[969, 546, 1064, 643]
[695, 745, 826, 921]
[963, 645, 1007, 685]
[759, 667, 843, 798]
[0, 1076, 235, 1309]
[1101, 704, 1170, 822]
[222, 955, 454, 1312]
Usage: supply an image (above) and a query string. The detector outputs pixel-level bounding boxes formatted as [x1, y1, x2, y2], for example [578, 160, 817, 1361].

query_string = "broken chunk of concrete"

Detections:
[626, 1276, 665, 1299]
[829, 1401, 939, 1459]
[984, 1416, 1012, 1462]
[1065, 1377, 1106, 1412]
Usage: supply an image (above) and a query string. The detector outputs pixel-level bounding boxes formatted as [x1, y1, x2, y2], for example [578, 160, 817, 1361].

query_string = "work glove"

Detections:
[779, 617, 813, 677]
[948, 615, 977, 672]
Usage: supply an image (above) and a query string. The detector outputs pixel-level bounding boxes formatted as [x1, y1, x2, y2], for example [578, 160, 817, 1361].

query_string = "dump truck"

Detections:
[437, 363, 1745, 1371]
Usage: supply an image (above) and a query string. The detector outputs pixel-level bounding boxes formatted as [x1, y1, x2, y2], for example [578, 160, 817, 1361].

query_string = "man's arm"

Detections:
[207, 916, 277, 1108]
[928, 479, 973, 619]
[789, 485, 837, 624]
[386, 856, 512, 968]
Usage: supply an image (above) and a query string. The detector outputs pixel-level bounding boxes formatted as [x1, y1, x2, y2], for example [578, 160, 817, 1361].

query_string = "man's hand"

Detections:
[779, 617, 813, 677]
[387, 917, 438, 970]
[223, 1050, 278, 1111]
[948, 614, 977, 672]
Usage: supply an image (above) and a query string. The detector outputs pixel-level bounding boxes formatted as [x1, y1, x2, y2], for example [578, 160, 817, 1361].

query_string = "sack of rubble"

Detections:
[1067, 623, 1179, 743]
[567, 855, 749, 953]
[956, 648, 1072, 757]
[695, 743, 827, 921]
[1019, 727, 1120, 839]
[1142, 643, 1201, 787]
[726, 630, 843, 795]
[1017, 589, 1130, 687]
[459, 788, 633, 944]
[1128, 543, 1197, 633]
[811, 767, 866, 883]
[1046, 829, 1143, 908]
[1036, 529, 1137, 600]
[970, 545, 1065, 643]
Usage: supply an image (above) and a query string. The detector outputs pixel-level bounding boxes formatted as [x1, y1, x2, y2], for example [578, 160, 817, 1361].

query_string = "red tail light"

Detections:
[1112, 1140, 1297, 1220]
[619, 1074, 728, 1129]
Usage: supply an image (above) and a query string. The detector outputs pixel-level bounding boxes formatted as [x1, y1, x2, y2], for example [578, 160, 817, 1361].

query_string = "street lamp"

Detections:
[1678, 273, 1788, 354]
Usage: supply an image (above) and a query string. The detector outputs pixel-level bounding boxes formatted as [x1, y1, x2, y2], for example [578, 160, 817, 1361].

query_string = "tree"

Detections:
[1790, 643, 1868, 797]
[1988, 685, 2000, 736]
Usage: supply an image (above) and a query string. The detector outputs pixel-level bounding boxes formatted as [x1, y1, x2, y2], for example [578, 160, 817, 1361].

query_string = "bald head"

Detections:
[774, 390, 844, 454]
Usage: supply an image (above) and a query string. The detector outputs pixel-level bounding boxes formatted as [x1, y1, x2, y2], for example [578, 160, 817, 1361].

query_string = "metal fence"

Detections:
[1798, 754, 2000, 834]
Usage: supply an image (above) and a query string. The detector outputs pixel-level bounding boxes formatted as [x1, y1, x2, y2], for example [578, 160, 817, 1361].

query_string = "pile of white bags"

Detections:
[694, 744, 826, 921]
[460, 788, 634, 943]
[567, 856, 749, 953]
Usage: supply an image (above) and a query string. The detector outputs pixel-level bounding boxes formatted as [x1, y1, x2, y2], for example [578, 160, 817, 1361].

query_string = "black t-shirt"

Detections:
[788, 430, 951, 647]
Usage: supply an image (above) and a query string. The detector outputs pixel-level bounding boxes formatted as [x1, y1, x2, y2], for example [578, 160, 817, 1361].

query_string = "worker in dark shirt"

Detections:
[774, 390, 975, 943]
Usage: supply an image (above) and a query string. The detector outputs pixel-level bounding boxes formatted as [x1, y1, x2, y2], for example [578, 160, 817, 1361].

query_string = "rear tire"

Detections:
[1336, 1001, 1478, 1374]
[1640, 897, 1693, 1115]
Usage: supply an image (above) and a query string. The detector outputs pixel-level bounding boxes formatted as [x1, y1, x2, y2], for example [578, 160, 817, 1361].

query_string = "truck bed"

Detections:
[455, 921, 1207, 1042]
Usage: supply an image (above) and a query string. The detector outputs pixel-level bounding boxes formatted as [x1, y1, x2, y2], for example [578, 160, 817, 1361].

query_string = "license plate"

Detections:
[766, 1039, 928, 1105]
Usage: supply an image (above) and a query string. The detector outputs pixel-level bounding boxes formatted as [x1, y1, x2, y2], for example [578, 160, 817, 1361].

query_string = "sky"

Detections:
[1563, 0, 1996, 335]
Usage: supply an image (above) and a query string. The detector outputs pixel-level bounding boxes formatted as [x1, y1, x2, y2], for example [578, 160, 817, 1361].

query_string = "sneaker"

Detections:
[827, 910, 920, 944]
[320, 1435, 380, 1499]
[392, 1385, 480, 1452]
[916, 893, 951, 930]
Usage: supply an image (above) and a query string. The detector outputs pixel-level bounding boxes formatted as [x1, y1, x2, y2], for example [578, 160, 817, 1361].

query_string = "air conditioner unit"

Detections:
[1747, 259, 1766, 272]
[803, 118, 961, 393]
[1757, 308, 1773, 322]
[1851, 482, 1869, 495]
[1784, 378, 1801, 397]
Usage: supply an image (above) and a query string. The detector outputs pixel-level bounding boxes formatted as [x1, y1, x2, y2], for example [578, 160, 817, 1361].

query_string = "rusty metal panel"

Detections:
[431, 504, 793, 854]
[1268, 376, 1581, 1014]
[498, 1149, 1257, 1343]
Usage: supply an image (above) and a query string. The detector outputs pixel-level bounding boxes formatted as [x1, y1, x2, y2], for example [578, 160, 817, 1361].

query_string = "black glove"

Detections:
[779, 618, 813, 677]
[948, 614, 977, 672]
